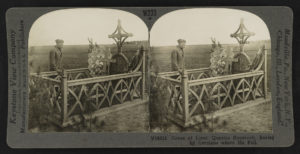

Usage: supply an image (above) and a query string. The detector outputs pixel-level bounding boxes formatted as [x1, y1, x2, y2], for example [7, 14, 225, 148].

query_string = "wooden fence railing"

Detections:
[152, 49, 269, 127]
[29, 50, 146, 127]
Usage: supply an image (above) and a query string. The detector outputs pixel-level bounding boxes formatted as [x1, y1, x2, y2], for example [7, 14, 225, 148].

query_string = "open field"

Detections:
[29, 43, 146, 73]
[151, 40, 271, 71]
[29, 40, 270, 74]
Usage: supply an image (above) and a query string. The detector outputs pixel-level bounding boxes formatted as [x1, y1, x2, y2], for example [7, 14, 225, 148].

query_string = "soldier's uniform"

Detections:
[49, 41, 63, 71]
[171, 45, 184, 71]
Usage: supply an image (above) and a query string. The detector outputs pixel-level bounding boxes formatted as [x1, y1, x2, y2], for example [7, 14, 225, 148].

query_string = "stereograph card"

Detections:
[6, 7, 294, 148]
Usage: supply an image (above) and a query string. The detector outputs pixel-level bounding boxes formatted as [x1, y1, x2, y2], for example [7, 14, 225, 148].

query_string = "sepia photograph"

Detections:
[28, 8, 272, 134]
[149, 8, 272, 133]
[28, 8, 149, 132]
[5, 6, 294, 147]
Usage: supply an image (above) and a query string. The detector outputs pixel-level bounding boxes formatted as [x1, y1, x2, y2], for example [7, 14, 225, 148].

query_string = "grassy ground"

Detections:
[92, 103, 150, 132]
[31, 102, 272, 133]
[29, 102, 150, 132]
[162, 101, 272, 133]
[30, 101, 271, 133]
[214, 101, 272, 133]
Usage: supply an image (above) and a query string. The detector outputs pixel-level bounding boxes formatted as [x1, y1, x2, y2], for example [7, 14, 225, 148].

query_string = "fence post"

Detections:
[60, 70, 68, 126]
[141, 46, 146, 100]
[181, 70, 189, 125]
[263, 47, 268, 99]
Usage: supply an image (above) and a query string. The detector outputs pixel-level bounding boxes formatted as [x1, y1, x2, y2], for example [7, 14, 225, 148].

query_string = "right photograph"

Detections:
[149, 8, 272, 133]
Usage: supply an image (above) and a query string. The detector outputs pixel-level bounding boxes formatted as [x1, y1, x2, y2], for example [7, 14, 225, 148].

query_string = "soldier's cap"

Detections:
[55, 39, 64, 44]
[177, 39, 186, 43]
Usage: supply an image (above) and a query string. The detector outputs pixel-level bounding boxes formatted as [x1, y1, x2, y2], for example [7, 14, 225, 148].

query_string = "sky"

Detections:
[28, 8, 148, 46]
[29, 8, 270, 47]
[150, 8, 270, 46]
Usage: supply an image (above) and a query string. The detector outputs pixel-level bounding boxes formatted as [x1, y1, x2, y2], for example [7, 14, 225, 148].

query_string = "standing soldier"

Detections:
[171, 39, 186, 72]
[49, 39, 64, 71]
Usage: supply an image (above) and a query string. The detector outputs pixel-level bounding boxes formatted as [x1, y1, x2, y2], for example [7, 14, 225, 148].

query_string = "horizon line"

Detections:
[28, 39, 270, 48]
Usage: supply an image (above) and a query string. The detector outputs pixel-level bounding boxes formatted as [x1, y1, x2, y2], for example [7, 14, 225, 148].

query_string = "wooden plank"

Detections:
[156, 68, 210, 77]
[159, 76, 181, 85]
[61, 70, 68, 125]
[188, 71, 264, 86]
[141, 49, 146, 99]
[67, 72, 142, 86]
[264, 48, 268, 98]
[30, 74, 60, 83]
[40, 76, 61, 83]
[30, 71, 58, 76]
[29, 68, 88, 77]
[182, 71, 190, 122]
[66, 68, 89, 73]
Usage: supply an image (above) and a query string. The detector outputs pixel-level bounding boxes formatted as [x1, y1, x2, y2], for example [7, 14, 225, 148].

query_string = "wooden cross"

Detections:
[107, 19, 133, 74]
[230, 18, 255, 73]
[230, 18, 255, 52]
[108, 19, 133, 53]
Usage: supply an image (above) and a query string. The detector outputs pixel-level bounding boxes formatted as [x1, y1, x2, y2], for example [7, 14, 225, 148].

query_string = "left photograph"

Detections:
[28, 8, 149, 132]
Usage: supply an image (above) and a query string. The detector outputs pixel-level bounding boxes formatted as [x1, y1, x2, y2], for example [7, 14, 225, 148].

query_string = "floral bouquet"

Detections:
[87, 38, 111, 76]
[210, 55, 226, 76]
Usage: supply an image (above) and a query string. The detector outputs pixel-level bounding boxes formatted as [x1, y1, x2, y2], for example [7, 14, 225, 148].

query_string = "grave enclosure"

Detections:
[29, 20, 147, 127]
[151, 19, 271, 127]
